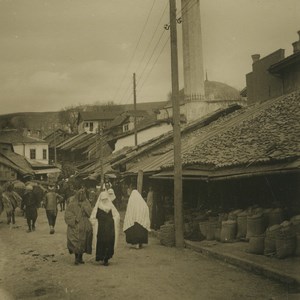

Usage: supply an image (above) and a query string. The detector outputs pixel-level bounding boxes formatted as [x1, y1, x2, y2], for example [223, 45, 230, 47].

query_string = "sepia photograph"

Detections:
[0, 0, 299, 299]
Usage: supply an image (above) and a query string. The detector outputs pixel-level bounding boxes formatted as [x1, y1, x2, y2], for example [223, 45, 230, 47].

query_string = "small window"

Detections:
[123, 124, 129, 132]
[43, 149, 47, 160]
[89, 122, 94, 132]
[30, 149, 36, 159]
[85, 122, 89, 127]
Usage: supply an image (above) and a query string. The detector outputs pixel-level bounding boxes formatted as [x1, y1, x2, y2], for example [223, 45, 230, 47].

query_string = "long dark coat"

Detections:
[65, 199, 93, 255]
[22, 190, 39, 220]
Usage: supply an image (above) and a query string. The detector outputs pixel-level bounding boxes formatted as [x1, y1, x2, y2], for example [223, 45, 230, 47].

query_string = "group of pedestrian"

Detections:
[64, 183, 151, 266]
[1, 179, 152, 268]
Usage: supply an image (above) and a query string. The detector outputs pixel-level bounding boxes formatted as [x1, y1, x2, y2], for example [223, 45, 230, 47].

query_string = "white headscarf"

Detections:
[123, 189, 150, 232]
[97, 191, 112, 213]
[90, 191, 120, 251]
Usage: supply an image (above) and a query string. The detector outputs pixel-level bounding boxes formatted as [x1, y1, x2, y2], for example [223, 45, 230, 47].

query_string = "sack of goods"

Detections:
[206, 221, 220, 241]
[264, 224, 282, 256]
[198, 221, 209, 239]
[267, 208, 284, 227]
[248, 235, 265, 255]
[295, 234, 300, 257]
[275, 221, 296, 259]
[228, 209, 243, 221]
[220, 220, 237, 243]
[291, 215, 300, 233]
[236, 211, 248, 239]
[246, 213, 265, 240]
[218, 212, 228, 222]
[158, 223, 175, 247]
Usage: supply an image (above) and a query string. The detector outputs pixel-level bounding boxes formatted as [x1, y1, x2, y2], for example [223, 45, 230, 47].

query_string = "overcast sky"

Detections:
[0, 0, 299, 114]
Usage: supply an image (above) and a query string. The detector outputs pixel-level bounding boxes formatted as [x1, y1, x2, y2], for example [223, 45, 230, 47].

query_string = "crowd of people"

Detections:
[0, 178, 153, 267]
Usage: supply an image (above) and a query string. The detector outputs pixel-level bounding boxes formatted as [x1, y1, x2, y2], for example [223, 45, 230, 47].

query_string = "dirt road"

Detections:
[0, 208, 289, 300]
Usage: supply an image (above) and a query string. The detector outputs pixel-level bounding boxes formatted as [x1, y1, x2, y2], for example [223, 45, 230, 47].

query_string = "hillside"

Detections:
[0, 101, 168, 138]
[0, 111, 60, 138]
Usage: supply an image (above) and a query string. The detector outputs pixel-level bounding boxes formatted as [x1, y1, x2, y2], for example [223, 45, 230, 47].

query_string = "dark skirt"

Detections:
[125, 222, 148, 245]
[96, 208, 115, 261]
[25, 208, 37, 220]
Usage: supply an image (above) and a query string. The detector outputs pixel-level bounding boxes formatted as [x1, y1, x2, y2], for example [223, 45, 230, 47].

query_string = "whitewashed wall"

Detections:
[113, 123, 172, 153]
[13, 143, 48, 165]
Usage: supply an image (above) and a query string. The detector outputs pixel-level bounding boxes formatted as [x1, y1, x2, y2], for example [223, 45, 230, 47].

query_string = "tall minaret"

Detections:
[181, 0, 205, 122]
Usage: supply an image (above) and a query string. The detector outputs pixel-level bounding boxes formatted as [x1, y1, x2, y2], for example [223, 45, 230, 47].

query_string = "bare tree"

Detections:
[58, 106, 82, 133]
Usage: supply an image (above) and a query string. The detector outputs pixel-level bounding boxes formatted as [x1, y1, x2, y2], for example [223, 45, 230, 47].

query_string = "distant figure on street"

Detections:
[90, 190, 120, 266]
[21, 185, 39, 232]
[146, 186, 154, 229]
[123, 186, 150, 249]
[2, 183, 21, 226]
[65, 188, 93, 265]
[43, 185, 63, 234]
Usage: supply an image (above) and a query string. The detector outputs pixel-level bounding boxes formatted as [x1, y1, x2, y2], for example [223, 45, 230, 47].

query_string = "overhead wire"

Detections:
[135, 1, 169, 76]
[112, 0, 157, 103]
[120, 0, 198, 105]
[136, 0, 197, 99]
[118, 0, 168, 105]
[138, 35, 170, 93]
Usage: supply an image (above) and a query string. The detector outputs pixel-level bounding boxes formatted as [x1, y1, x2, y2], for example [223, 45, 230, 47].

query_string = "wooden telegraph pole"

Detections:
[133, 73, 138, 147]
[99, 127, 104, 189]
[53, 125, 57, 165]
[169, 0, 184, 247]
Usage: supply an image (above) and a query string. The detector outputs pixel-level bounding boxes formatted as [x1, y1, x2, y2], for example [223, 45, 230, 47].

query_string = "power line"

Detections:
[135, 1, 169, 76]
[139, 35, 170, 93]
[112, 0, 157, 102]
[137, 29, 167, 86]
[119, 0, 198, 105]
[118, 1, 169, 105]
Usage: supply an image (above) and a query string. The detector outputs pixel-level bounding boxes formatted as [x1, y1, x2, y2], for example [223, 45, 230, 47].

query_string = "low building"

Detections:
[0, 144, 34, 182]
[77, 111, 120, 134]
[0, 130, 49, 165]
[0, 130, 60, 181]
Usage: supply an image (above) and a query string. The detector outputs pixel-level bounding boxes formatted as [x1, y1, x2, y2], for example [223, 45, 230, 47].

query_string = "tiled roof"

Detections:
[107, 110, 150, 130]
[44, 129, 74, 148]
[57, 132, 87, 150]
[0, 130, 47, 144]
[107, 114, 162, 141]
[181, 90, 300, 169]
[0, 149, 34, 175]
[112, 105, 241, 170]
[78, 111, 119, 122]
[122, 90, 300, 175]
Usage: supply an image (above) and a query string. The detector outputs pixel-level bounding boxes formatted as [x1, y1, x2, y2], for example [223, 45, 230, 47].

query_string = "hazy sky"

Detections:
[0, 0, 299, 114]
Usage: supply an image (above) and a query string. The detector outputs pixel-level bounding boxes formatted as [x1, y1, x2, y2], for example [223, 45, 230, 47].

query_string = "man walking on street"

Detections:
[22, 185, 39, 232]
[43, 184, 63, 234]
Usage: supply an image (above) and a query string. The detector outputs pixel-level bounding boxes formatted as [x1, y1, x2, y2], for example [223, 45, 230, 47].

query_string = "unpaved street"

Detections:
[0, 209, 289, 300]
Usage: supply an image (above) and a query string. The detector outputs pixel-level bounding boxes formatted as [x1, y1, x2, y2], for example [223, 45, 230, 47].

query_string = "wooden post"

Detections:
[133, 73, 138, 147]
[137, 170, 143, 195]
[99, 127, 104, 188]
[169, 0, 184, 247]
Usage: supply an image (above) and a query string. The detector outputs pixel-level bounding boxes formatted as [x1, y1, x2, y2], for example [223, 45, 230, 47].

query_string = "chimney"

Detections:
[292, 30, 300, 53]
[251, 54, 260, 63]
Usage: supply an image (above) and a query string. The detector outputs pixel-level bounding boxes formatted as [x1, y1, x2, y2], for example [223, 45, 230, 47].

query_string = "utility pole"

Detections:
[99, 127, 104, 189]
[169, 0, 184, 247]
[133, 73, 138, 147]
[53, 125, 57, 165]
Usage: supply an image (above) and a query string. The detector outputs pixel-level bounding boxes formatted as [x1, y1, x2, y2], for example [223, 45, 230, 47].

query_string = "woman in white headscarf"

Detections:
[123, 186, 150, 249]
[90, 190, 120, 266]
